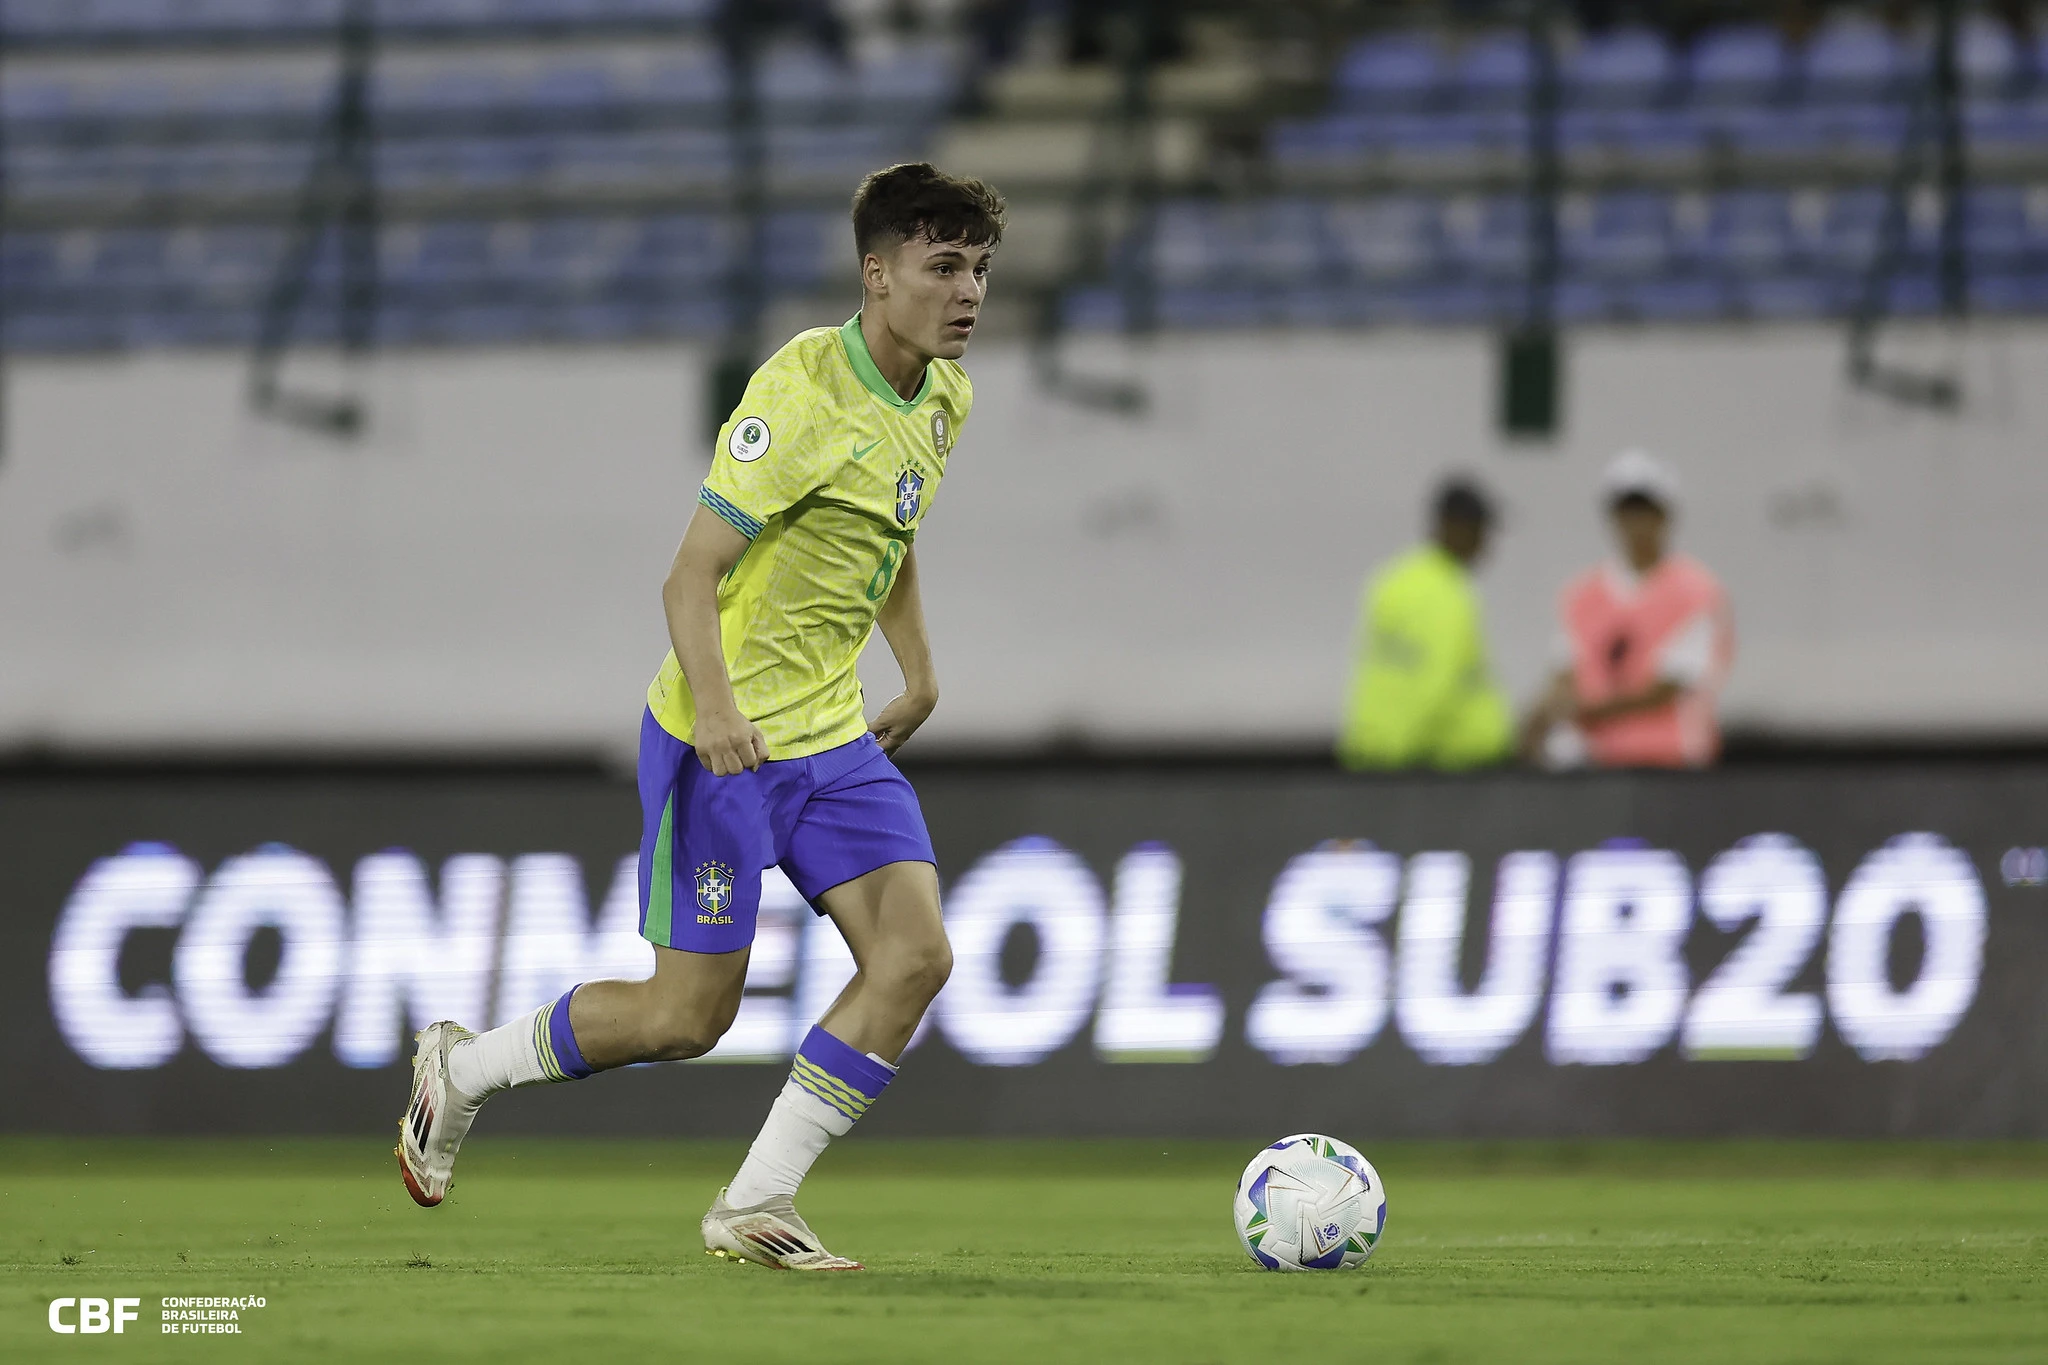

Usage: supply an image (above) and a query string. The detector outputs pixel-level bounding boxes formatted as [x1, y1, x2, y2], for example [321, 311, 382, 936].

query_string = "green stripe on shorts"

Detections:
[645, 793, 676, 948]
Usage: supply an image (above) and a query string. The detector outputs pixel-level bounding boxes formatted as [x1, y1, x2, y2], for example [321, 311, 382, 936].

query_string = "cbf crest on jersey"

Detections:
[895, 469, 925, 527]
[694, 861, 736, 916]
[729, 416, 771, 463]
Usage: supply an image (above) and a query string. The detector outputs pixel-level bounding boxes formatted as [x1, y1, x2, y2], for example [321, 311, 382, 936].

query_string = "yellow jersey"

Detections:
[1337, 543, 1512, 771]
[648, 314, 970, 758]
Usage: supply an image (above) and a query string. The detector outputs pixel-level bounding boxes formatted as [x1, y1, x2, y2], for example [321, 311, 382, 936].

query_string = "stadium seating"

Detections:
[5, 7, 2048, 349]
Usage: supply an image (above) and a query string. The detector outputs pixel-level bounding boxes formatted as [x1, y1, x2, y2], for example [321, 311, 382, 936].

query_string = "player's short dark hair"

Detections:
[851, 163, 1006, 260]
[1433, 476, 1495, 527]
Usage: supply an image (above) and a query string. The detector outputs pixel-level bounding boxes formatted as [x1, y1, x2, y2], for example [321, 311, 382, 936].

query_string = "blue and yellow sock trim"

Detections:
[534, 987, 593, 1082]
[788, 1025, 894, 1123]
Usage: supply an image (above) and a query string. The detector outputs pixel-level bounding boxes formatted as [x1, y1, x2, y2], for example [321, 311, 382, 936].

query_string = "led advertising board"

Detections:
[6, 764, 2046, 1137]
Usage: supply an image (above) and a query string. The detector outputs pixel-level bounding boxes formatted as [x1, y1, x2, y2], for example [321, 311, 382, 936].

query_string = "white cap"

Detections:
[1601, 449, 1679, 509]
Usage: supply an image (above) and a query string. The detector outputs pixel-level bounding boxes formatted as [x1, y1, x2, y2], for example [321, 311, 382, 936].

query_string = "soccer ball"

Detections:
[1233, 1133, 1386, 1271]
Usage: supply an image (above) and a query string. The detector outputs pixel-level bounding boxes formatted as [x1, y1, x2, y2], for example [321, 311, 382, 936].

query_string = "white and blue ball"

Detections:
[1233, 1133, 1386, 1271]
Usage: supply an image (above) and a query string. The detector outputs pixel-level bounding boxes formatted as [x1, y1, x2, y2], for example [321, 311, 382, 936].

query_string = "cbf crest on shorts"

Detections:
[694, 860, 736, 924]
[895, 468, 925, 527]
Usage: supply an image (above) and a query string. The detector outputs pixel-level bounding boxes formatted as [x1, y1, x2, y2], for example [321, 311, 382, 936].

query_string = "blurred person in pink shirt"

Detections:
[1522, 451, 1734, 769]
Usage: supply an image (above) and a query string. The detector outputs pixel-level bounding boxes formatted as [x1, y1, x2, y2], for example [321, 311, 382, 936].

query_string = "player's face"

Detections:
[873, 236, 995, 361]
[1437, 515, 1489, 566]
[1609, 500, 1669, 572]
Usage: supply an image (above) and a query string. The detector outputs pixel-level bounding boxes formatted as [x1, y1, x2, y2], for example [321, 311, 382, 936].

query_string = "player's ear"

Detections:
[861, 246, 890, 298]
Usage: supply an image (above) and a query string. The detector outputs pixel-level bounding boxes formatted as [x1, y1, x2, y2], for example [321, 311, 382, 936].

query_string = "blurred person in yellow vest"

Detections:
[1337, 477, 1514, 771]
[1522, 451, 1734, 769]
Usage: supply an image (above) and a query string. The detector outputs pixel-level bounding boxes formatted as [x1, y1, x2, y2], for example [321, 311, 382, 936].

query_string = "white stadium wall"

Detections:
[3, 321, 2045, 756]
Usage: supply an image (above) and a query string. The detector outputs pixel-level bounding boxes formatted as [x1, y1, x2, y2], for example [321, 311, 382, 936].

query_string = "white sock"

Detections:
[725, 1083, 849, 1208]
[448, 1004, 553, 1100]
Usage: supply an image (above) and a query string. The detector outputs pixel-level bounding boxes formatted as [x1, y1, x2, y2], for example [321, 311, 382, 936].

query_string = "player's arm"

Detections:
[868, 543, 937, 757]
[663, 505, 770, 775]
[1519, 668, 1577, 762]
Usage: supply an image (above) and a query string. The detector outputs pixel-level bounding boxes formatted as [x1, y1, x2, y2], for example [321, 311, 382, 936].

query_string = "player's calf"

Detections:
[395, 988, 592, 1208]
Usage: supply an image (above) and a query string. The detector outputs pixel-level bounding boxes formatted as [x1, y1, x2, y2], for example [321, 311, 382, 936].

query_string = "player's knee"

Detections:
[639, 1000, 732, 1061]
[877, 937, 951, 1006]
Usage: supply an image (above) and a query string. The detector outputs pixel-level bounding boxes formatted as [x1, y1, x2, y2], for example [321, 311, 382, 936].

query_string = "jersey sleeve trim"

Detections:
[699, 485, 765, 540]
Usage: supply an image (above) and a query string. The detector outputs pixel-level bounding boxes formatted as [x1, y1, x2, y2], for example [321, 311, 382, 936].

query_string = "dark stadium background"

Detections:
[4, 0, 2048, 1146]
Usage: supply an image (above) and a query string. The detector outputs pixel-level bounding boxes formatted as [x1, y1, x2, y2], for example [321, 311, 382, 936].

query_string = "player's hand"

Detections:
[869, 690, 936, 757]
[695, 705, 769, 776]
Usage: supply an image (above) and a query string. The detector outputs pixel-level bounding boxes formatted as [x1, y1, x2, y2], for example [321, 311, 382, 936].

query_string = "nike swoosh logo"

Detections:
[851, 440, 883, 461]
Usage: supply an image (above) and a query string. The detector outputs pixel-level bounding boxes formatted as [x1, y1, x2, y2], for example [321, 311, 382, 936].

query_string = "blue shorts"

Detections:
[635, 709, 936, 954]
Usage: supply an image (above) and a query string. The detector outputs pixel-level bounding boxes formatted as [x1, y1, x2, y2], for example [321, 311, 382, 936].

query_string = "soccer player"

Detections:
[396, 163, 1005, 1271]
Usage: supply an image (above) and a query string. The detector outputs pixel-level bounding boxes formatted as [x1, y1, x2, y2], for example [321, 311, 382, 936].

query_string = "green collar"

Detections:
[839, 313, 932, 412]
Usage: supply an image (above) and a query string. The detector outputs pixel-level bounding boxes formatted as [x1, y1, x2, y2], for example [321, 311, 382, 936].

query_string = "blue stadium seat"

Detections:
[1965, 184, 2037, 266]
[525, 217, 640, 292]
[1400, 279, 1501, 324]
[1559, 107, 1704, 163]
[1, 233, 61, 287]
[1826, 103, 1910, 156]
[1800, 13, 1910, 103]
[1564, 26, 1675, 107]
[1624, 276, 1731, 320]
[395, 0, 500, 28]
[1681, 190, 1795, 276]
[1374, 110, 1526, 161]
[1265, 118, 1335, 169]
[1158, 287, 1270, 328]
[854, 43, 961, 111]
[1, 0, 71, 36]
[1880, 272, 1945, 316]
[1451, 31, 1532, 109]
[1241, 200, 1328, 283]
[1334, 32, 1445, 111]
[1439, 195, 1528, 279]
[1958, 13, 2023, 95]
[1059, 286, 1127, 332]
[90, 229, 170, 288]
[1972, 271, 2048, 314]
[1805, 187, 1892, 274]
[1706, 103, 1829, 160]
[644, 50, 731, 106]
[7, 312, 122, 351]
[413, 221, 496, 287]
[761, 210, 842, 289]
[198, 72, 325, 119]
[1963, 95, 2048, 155]
[1685, 23, 1792, 104]
[381, 62, 519, 116]
[1325, 196, 1440, 280]
[630, 213, 731, 286]
[1734, 274, 1837, 318]
[1561, 191, 1672, 279]
[190, 226, 283, 291]
[81, 0, 182, 35]
[3, 74, 82, 122]
[547, 130, 729, 189]
[762, 43, 853, 111]
[1153, 200, 1327, 287]
[1552, 276, 1616, 322]
[1153, 203, 1225, 286]
[524, 61, 625, 112]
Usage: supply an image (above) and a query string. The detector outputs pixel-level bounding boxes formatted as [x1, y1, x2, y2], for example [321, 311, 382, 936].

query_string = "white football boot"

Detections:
[702, 1188, 863, 1271]
[397, 1021, 481, 1208]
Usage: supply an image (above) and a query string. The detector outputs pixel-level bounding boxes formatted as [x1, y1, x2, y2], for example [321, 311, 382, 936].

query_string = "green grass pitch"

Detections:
[3, 1137, 2044, 1363]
